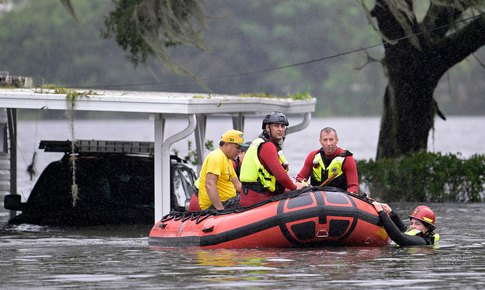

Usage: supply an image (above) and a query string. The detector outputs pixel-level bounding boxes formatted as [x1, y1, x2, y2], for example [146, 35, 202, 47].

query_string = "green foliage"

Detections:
[0, 1, 484, 115]
[358, 152, 485, 202]
[288, 91, 313, 100]
[34, 84, 96, 96]
[239, 91, 312, 100]
[0, 0, 161, 89]
[102, 0, 206, 72]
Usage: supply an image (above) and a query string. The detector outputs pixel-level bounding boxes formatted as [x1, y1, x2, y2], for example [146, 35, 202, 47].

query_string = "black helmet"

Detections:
[266, 111, 289, 127]
[261, 113, 271, 130]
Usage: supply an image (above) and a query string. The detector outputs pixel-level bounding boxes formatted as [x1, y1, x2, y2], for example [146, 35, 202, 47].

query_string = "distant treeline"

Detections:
[1, 0, 484, 116]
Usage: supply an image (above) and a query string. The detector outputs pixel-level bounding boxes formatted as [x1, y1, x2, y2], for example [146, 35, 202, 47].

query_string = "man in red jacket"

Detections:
[296, 127, 359, 193]
[240, 112, 306, 207]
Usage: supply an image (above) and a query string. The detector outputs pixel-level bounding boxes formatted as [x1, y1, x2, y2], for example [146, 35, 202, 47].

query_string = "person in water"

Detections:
[197, 129, 245, 210]
[296, 127, 359, 193]
[239, 111, 306, 207]
[373, 202, 440, 247]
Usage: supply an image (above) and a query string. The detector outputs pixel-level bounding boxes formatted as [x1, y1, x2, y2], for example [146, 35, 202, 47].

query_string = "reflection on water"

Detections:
[1, 203, 484, 289]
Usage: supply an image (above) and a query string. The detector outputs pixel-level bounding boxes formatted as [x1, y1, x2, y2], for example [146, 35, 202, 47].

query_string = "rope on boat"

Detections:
[158, 186, 374, 224]
[160, 209, 221, 224]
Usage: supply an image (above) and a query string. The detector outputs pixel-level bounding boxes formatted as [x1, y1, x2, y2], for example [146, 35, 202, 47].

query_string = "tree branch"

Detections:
[421, 1, 464, 40]
[371, 0, 422, 49]
[355, 49, 381, 70]
[60, 0, 79, 23]
[437, 14, 485, 68]
[471, 52, 485, 68]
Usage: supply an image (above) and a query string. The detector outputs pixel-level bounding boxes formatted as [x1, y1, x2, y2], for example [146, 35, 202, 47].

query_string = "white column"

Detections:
[194, 114, 207, 173]
[153, 114, 165, 223]
[154, 114, 197, 222]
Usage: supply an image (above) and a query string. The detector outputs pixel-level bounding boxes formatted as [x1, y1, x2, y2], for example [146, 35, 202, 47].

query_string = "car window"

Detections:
[171, 164, 197, 209]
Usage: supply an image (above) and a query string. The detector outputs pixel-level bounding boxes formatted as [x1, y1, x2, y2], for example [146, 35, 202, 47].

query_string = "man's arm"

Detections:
[296, 151, 314, 182]
[378, 211, 427, 246]
[205, 173, 224, 210]
[259, 143, 296, 190]
[343, 155, 359, 193]
[389, 211, 408, 232]
[232, 177, 242, 193]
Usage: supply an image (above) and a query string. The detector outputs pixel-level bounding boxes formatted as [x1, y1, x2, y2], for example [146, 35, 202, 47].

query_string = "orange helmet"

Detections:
[409, 205, 436, 230]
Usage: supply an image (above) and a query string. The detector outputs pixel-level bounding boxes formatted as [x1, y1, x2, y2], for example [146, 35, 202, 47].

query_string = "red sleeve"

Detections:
[296, 149, 319, 182]
[259, 142, 296, 190]
[343, 155, 359, 193]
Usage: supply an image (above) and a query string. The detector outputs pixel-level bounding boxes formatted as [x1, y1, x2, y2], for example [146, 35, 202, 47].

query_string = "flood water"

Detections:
[1, 202, 484, 289]
[1, 116, 484, 288]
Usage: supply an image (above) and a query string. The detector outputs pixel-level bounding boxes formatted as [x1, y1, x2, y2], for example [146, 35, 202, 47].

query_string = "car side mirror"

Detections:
[3, 194, 25, 211]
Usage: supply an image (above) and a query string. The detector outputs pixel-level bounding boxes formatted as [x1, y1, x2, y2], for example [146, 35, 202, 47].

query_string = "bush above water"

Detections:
[357, 152, 485, 202]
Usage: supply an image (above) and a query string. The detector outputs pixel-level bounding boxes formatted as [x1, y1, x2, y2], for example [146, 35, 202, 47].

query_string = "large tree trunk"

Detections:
[371, 0, 485, 160]
[376, 47, 441, 159]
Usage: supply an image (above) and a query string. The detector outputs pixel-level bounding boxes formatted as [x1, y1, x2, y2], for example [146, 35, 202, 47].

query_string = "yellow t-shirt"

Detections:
[198, 148, 237, 210]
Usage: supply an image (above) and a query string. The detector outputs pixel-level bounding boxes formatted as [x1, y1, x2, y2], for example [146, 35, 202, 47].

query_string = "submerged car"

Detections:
[4, 140, 197, 226]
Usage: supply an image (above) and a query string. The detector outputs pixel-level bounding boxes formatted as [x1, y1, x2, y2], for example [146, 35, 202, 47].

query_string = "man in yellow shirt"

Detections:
[198, 129, 244, 210]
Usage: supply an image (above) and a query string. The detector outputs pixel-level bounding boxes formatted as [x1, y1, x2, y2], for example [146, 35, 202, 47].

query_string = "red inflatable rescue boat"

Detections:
[148, 188, 389, 248]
